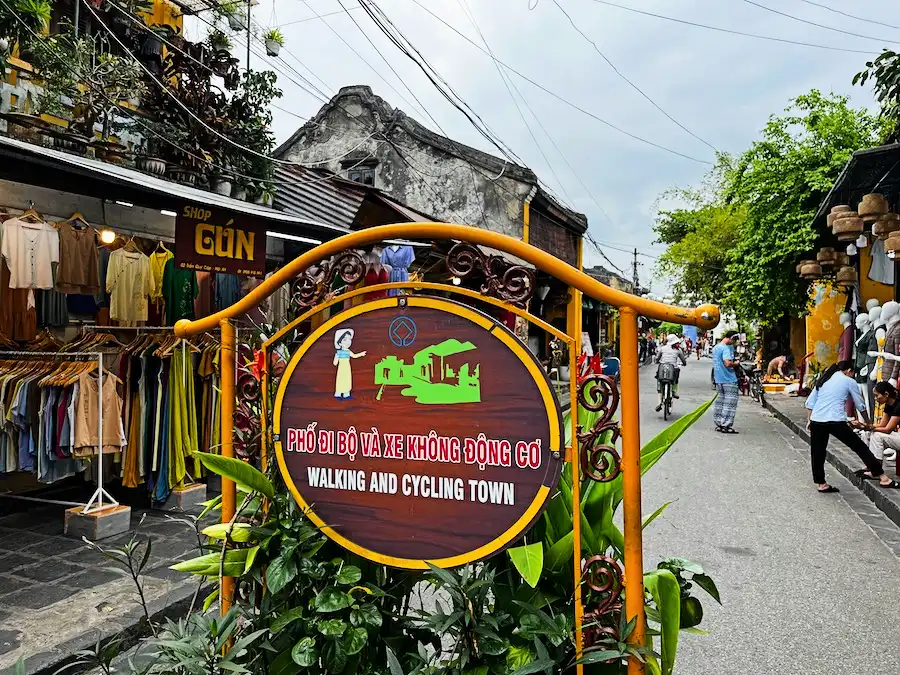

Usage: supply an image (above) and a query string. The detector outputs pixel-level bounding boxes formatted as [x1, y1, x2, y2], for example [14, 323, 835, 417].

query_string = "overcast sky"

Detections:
[188, 0, 892, 292]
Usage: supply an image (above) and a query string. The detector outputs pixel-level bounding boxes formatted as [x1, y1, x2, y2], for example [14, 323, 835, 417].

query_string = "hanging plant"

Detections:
[263, 28, 284, 57]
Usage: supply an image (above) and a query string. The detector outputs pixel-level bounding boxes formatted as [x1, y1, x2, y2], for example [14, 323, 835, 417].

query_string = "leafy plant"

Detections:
[208, 29, 232, 53]
[263, 28, 285, 46]
[0, 0, 51, 69]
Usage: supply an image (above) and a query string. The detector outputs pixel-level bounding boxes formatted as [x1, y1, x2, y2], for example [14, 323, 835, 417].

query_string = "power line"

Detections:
[406, 0, 712, 164]
[584, 0, 877, 54]
[551, 0, 717, 153]
[455, 0, 574, 205]
[358, 0, 526, 166]
[740, 0, 900, 45]
[795, 0, 900, 32]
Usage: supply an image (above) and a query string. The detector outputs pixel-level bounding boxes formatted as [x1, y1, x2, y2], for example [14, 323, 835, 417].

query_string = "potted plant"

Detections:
[254, 181, 275, 207]
[210, 169, 233, 196]
[0, 0, 51, 73]
[219, 0, 246, 31]
[263, 28, 284, 57]
[134, 135, 167, 176]
[208, 28, 231, 54]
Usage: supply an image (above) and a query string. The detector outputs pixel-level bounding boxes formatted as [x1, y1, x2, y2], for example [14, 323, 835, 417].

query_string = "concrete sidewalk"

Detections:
[0, 506, 208, 675]
[764, 393, 900, 530]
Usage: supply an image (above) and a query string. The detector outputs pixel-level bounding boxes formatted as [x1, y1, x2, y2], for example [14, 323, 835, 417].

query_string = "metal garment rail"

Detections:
[0, 350, 115, 514]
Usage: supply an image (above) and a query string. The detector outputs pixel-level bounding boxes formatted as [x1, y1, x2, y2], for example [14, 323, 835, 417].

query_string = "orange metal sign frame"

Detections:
[174, 223, 719, 675]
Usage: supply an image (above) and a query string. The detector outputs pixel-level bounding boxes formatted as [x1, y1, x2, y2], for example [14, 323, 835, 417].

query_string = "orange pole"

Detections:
[259, 346, 269, 473]
[220, 318, 236, 615]
[568, 286, 585, 674]
[619, 307, 646, 674]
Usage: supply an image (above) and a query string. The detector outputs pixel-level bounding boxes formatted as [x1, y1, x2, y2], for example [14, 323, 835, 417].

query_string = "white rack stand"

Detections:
[0, 350, 117, 514]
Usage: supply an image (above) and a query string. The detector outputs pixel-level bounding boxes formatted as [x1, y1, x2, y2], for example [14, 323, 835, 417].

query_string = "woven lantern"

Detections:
[817, 247, 837, 266]
[833, 213, 864, 242]
[886, 232, 900, 258]
[858, 193, 889, 223]
[827, 205, 851, 229]
[873, 213, 900, 239]
[799, 261, 823, 279]
[836, 266, 858, 286]
[833, 252, 850, 267]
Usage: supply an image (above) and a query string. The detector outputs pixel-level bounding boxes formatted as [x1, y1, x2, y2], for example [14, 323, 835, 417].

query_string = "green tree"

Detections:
[853, 50, 900, 139]
[654, 161, 741, 306]
[655, 90, 890, 326]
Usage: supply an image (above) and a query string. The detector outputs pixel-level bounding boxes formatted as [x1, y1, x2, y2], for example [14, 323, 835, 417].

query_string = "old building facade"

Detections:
[274, 85, 587, 265]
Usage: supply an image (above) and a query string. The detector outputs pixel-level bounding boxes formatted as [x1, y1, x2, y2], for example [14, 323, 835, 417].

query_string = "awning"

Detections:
[0, 135, 349, 239]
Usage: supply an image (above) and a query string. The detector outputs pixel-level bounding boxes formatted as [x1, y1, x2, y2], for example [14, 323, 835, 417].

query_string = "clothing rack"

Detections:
[0, 350, 114, 514]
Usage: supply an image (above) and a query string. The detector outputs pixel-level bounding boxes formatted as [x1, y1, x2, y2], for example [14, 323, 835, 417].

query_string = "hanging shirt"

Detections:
[869, 238, 895, 286]
[215, 273, 242, 311]
[381, 245, 415, 297]
[149, 249, 173, 301]
[1, 218, 60, 308]
[162, 258, 198, 325]
[56, 222, 99, 294]
[107, 248, 154, 323]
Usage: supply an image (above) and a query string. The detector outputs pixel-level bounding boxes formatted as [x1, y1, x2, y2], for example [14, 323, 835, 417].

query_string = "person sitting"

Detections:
[854, 381, 900, 463]
[767, 354, 795, 379]
[655, 334, 687, 411]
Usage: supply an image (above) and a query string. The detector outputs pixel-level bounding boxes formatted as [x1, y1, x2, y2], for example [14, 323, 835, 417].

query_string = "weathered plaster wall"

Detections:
[278, 92, 531, 238]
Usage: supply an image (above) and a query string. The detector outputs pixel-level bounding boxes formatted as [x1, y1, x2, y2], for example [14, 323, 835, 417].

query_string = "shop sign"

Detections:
[273, 296, 563, 569]
[175, 205, 266, 277]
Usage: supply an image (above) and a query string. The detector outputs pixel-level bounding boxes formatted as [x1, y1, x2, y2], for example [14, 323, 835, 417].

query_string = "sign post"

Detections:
[273, 296, 563, 568]
[175, 204, 266, 277]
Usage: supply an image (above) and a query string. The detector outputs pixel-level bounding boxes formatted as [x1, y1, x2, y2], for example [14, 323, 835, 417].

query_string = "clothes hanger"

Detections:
[62, 212, 90, 229]
[154, 240, 169, 253]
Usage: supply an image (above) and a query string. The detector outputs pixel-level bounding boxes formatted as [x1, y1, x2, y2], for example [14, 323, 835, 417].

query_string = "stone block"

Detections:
[159, 483, 207, 513]
[64, 504, 131, 541]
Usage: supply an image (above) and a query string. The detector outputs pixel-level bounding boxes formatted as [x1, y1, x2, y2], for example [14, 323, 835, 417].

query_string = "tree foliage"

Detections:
[853, 49, 900, 138]
[654, 90, 891, 326]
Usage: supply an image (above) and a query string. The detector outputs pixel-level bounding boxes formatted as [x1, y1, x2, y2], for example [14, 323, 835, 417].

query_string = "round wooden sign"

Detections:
[273, 296, 563, 569]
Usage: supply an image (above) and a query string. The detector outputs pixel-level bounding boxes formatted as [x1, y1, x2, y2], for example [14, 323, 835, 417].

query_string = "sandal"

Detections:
[720, 427, 739, 434]
[817, 485, 840, 493]
[853, 469, 877, 481]
[879, 480, 900, 489]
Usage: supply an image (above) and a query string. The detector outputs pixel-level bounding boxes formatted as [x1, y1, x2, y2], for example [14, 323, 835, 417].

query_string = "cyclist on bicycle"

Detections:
[655, 334, 688, 412]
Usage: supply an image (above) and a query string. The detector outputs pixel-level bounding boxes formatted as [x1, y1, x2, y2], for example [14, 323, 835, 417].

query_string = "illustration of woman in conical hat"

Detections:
[333, 328, 366, 399]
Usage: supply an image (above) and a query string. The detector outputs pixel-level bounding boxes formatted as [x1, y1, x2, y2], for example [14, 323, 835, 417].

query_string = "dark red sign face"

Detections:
[174, 204, 266, 277]
[273, 296, 563, 569]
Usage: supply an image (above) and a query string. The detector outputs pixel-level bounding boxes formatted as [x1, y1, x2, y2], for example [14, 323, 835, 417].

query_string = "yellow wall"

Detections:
[790, 317, 806, 363]
[805, 283, 846, 370]
[860, 245, 894, 306]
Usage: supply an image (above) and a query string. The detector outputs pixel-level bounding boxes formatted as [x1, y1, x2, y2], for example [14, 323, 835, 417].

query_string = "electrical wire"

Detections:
[794, 0, 900, 32]
[331, 0, 448, 134]
[584, 0, 877, 54]
[406, 0, 713, 164]
[551, 0, 717, 153]
[357, 0, 526, 166]
[741, 0, 900, 45]
[455, 0, 574, 206]
[280, 5, 364, 27]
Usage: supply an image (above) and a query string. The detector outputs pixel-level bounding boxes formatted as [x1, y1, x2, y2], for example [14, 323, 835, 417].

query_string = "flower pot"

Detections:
[254, 191, 274, 207]
[228, 13, 245, 31]
[558, 366, 570, 382]
[167, 166, 199, 186]
[265, 39, 281, 57]
[136, 155, 167, 176]
[211, 176, 233, 196]
[93, 141, 129, 165]
[52, 131, 89, 154]
[231, 184, 248, 201]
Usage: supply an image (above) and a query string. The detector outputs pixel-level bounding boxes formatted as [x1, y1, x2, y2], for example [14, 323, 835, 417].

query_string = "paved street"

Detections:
[639, 359, 900, 674]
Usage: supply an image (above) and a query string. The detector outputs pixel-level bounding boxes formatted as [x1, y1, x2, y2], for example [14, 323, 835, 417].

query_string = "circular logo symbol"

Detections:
[388, 316, 417, 347]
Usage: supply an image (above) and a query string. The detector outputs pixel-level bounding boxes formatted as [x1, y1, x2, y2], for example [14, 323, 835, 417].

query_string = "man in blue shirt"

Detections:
[712, 331, 740, 433]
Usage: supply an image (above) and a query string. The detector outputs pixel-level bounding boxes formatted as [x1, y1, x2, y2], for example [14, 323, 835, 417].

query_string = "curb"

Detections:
[763, 398, 900, 530]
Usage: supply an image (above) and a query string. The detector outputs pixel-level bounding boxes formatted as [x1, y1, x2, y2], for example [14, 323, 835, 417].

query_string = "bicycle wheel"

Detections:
[663, 384, 671, 420]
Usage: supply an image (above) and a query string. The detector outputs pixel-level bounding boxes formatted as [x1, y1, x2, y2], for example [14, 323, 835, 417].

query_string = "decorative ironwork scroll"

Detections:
[581, 555, 625, 649]
[576, 375, 622, 482]
[290, 251, 366, 311]
[446, 242, 536, 306]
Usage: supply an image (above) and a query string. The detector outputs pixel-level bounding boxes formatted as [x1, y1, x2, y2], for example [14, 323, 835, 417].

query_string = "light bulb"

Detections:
[857, 234, 868, 248]
[99, 229, 116, 244]
[451, 276, 461, 286]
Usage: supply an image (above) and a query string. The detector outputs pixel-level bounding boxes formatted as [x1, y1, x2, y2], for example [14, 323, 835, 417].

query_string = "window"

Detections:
[348, 166, 376, 186]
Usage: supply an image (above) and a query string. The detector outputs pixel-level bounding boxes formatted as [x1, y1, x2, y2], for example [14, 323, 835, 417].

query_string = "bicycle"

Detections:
[749, 367, 766, 407]
[657, 362, 677, 420]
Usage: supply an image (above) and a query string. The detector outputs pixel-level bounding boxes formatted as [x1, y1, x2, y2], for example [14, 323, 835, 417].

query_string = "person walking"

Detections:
[855, 381, 900, 462]
[806, 360, 900, 493]
[655, 334, 687, 411]
[712, 331, 740, 433]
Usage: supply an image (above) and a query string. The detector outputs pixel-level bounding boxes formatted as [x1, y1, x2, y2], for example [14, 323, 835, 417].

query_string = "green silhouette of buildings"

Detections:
[374, 339, 481, 404]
